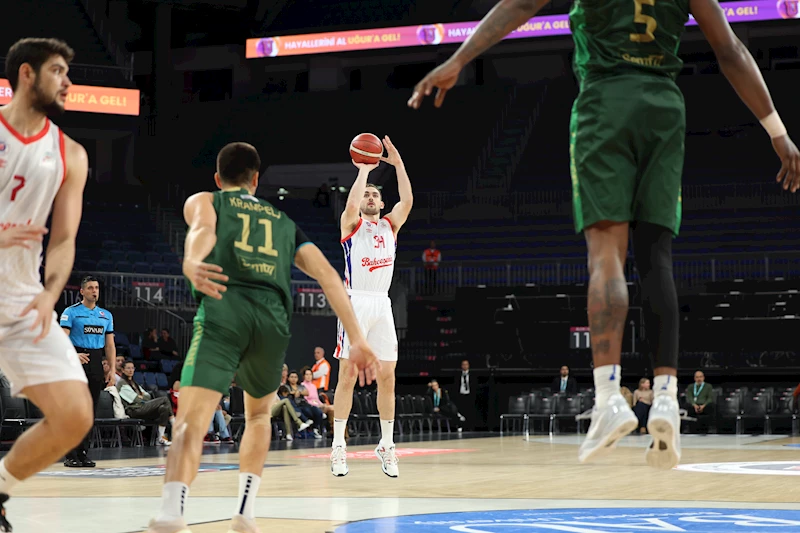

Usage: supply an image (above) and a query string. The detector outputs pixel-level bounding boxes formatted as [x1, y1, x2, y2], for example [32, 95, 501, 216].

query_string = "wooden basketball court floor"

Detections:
[6, 432, 800, 533]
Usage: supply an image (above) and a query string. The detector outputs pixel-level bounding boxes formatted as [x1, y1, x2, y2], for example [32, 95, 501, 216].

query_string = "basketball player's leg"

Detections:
[570, 79, 639, 463]
[369, 301, 399, 476]
[632, 79, 686, 469]
[0, 311, 92, 529]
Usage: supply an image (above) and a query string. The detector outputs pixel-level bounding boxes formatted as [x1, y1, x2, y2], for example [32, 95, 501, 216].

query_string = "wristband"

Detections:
[760, 111, 787, 139]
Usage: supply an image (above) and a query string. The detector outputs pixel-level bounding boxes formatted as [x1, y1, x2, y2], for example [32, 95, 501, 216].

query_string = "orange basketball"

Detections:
[349, 133, 383, 164]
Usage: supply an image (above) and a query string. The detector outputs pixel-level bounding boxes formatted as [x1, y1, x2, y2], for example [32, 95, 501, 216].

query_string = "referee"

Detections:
[59, 275, 116, 468]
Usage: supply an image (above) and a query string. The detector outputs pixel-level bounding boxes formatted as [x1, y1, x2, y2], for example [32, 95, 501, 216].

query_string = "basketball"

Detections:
[349, 133, 383, 164]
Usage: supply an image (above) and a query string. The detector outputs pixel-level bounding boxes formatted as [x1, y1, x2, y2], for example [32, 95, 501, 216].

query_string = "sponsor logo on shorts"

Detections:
[84, 325, 104, 335]
[334, 508, 800, 533]
[38, 463, 287, 478]
[675, 461, 800, 475]
[295, 448, 476, 459]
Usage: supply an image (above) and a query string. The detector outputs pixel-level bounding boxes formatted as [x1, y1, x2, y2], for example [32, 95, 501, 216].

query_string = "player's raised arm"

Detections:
[690, 0, 800, 192]
[380, 136, 413, 232]
[408, 0, 550, 109]
[294, 243, 380, 382]
[22, 137, 88, 343]
[182, 192, 229, 300]
[341, 160, 379, 237]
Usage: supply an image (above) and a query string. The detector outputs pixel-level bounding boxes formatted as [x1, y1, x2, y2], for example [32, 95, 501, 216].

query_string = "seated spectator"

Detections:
[301, 367, 335, 433]
[274, 385, 312, 441]
[552, 366, 578, 395]
[101, 360, 128, 418]
[157, 328, 179, 360]
[170, 380, 233, 443]
[117, 361, 174, 445]
[633, 378, 654, 434]
[685, 370, 715, 434]
[426, 379, 464, 429]
[141, 327, 159, 360]
[286, 370, 323, 439]
[114, 355, 125, 385]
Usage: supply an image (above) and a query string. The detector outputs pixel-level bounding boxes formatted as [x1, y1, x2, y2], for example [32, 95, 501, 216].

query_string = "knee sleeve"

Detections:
[632, 222, 680, 370]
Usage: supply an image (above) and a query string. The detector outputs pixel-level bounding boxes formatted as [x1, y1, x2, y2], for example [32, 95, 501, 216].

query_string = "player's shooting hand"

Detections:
[408, 59, 462, 110]
[352, 160, 381, 172]
[0, 225, 48, 249]
[78, 352, 90, 365]
[379, 136, 403, 167]
[348, 338, 381, 386]
[183, 259, 229, 300]
[773, 135, 800, 193]
[19, 289, 59, 344]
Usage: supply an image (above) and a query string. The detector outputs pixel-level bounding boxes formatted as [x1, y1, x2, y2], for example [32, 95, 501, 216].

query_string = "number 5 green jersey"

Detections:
[569, 0, 691, 85]
[192, 188, 310, 314]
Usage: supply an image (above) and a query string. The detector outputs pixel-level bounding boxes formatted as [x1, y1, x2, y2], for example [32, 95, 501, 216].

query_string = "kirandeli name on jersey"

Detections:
[83, 325, 104, 335]
[361, 257, 393, 271]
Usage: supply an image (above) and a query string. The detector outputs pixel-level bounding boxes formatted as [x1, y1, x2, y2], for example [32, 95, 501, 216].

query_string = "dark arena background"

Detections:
[1, 0, 800, 532]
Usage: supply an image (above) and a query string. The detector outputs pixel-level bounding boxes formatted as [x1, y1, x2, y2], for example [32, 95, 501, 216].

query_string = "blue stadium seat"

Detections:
[129, 344, 142, 360]
[114, 332, 130, 345]
[154, 243, 172, 255]
[160, 359, 177, 374]
[150, 263, 169, 275]
[127, 251, 144, 263]
[115, 261, 132, 272]
[168, 263, 182, 276]
[75, 258, 95, 272]
[96, 259, 114, 272]
[145, 251, 162, 263]
[143, 372, 158, 388]
[132, 262, 151, 274]
[162, 252, 179, 264]
[133, 371, 145, 385]
[108, 250, 127, 263]
[156, 373, 169, 389]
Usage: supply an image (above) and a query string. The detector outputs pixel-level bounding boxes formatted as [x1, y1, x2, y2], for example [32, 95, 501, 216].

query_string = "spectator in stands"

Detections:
[117, 361, 174, 445]
[422, 240, 442, 294]
[685, 370, 715, 434]
[275, 385, 312, 441]
[313, 182, 330, 208]
[302, 367, 335, 419]
[157, 328, 179, 360]
[141, 327, 159, 359]
[286, 371, 323, 439]
[114, 355, 125, 385]
[633, 378, 654, 434]
[455, 359, 477, 431]
[311, 346, 331, 392]
[169, 380, 233, 444]
[426, 379, 464, 430]
[552, 366, 578, 395]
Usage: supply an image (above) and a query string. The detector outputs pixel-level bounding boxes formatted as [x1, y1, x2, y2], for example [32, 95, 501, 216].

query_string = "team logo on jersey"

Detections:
[0, 140, 7, 153]
[41, 151, 56, 169]
[99, 311, 105, 317]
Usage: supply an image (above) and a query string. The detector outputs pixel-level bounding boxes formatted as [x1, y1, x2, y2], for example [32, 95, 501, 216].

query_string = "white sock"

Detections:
[593, 364, 621, 406]
[158, 426, 166, 439]
[0, 459, 21, 495]
[379, 419, 395, 447]
[653, 374, 678, 400]
[332, 418, 347, 448]
[236, 473, 261, 520]
[157, 482, 189, 521]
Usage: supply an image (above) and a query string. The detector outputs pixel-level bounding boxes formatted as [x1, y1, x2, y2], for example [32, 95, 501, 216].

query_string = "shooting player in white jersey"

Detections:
[0, 38, 96, 532]
[330, 136, 413, 478]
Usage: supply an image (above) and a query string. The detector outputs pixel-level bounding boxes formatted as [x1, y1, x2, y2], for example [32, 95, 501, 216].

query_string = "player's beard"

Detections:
[31, 79, 65, 117]
[361, 204, 380, 216]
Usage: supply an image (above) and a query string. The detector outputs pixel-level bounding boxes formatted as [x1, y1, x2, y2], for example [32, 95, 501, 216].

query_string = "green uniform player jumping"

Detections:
[147, 142, 380, 533]
[408, 0, 800, 470]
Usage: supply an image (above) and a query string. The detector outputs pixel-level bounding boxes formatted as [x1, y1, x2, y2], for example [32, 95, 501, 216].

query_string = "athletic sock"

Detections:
[332, 418, 347, 448]
[593, 364, 621, 406]
[379, 419, 395, 448]
[653, 374, 678, 400]
[157, 482, 189, 522]
[0, 459, 20, 496]
[236, 473, 261, 520]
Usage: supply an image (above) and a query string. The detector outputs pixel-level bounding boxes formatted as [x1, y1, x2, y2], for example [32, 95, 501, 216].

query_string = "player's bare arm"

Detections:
[104, 332, 116, 386]
[20, 136, 87, 343]
[182, 192, 229, 300]
[691, 0, 800, 192]
[408, 0, 550, 109]
[341, 160, 379, 237]
[379, 135, 413, 233]
[294, 243, 380, 382]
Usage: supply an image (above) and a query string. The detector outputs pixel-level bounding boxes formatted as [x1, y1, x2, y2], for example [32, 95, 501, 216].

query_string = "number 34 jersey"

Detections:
[200, 188, 309, 314]
[0, 114, 66, 305]
[569, 0, 690, 84]
[341, 217, 396, 295]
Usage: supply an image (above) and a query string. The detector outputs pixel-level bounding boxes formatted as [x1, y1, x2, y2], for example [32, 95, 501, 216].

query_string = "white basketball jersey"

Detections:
[342, 217, 396, 294]
[0, 112, 66, 305]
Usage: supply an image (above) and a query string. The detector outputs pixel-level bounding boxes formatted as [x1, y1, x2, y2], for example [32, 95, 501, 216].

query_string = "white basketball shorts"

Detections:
[334, 291, 398, 362]
[0, 306, 87, 396]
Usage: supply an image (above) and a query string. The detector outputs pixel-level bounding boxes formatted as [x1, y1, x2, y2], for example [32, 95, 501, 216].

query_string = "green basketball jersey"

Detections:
[569, 0, 691, 86]
[192, 188, 303, 314]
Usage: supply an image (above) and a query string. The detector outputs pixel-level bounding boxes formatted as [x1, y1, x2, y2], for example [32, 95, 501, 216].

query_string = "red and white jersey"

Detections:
[0, 112, 67, 305]
[341, 217, 396, 294]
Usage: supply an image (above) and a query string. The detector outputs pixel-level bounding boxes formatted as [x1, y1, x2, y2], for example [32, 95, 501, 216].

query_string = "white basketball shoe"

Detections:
[646, 394, 682, 469]
[331, 445, 349, 477]
[578, 393, 638, 464]
[375, 444, 399, 478]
